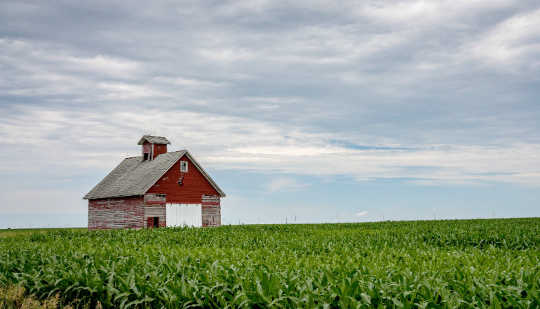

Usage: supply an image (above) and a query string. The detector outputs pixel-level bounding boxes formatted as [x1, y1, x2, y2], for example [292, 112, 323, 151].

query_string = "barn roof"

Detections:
[137, 135, 170, 145]
[83, 150, 225, 200]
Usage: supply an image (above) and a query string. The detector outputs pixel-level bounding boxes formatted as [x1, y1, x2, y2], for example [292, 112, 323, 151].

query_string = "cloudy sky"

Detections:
[1, 0, 539, 228]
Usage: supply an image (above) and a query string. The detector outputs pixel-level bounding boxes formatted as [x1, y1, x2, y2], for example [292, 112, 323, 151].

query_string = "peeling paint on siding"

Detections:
[202, 195, 221, 227]
[143, 194, 166, 228]
[88, 196, 145, 229]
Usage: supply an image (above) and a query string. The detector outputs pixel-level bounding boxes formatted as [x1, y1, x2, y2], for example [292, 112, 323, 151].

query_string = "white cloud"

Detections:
[467, 8, 540, 71]
[98, 82, 167, 100]
[355, 211, 368, 217]
[1, 106, 539, 187]
[198, 47, 255, 62]
[266, 177, 309, 192]
[66, 54, 139, 75]
[154, 76, 226, 88]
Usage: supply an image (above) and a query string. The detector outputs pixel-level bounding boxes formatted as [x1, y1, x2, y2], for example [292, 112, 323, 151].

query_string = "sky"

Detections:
[0, 0, 539, 228]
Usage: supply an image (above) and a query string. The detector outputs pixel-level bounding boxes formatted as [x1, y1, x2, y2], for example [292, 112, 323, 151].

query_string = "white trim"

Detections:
[180, 160, 188, 172]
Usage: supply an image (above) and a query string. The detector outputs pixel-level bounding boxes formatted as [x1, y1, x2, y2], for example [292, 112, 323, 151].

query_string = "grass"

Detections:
[0, 285, 66, 309]
[0, 218, 539, 308]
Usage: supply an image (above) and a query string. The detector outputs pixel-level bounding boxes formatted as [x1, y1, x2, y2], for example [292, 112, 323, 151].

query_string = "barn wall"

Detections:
[153, 144, 167, 157]
[144, 205, 166, 228]
[147, 154, 219, 204]
[202, 195, 221, 227]
[144, 194, 166, 228]
[88, 196, 145, 230]
[88, 194, 167, 230]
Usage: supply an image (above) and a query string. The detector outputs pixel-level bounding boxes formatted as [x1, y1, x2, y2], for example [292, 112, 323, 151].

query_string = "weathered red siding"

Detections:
[88, 194, 167, 230]
[147, 154, 219, 204]
[153, 144, 167, 157]
[88, 196, 145, 229]
[143, 194, 167, 228]
[202, 195, 221, 227]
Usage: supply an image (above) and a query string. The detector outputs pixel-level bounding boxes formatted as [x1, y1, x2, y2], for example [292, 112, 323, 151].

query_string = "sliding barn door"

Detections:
[166, 204, 202, 227]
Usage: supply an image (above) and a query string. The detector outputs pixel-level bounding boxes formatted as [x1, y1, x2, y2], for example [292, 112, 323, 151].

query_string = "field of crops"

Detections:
[1, 218, 539, 308]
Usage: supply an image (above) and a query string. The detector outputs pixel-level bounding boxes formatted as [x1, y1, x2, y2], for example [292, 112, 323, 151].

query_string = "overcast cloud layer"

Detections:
[1, 1, 539, 226]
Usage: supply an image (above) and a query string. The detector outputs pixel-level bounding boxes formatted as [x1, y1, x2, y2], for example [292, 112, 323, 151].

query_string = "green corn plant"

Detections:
[0, 218, 538, 308]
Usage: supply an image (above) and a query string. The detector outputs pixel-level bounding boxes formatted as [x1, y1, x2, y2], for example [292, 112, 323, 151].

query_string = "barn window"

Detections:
[180, 161, 188, 173]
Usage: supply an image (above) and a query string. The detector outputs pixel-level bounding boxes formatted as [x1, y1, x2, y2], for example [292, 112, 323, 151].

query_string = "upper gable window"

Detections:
[180, 160, 188, 173]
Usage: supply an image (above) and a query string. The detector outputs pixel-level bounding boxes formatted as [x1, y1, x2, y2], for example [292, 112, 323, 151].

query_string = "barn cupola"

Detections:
[137, 135, 170, 161]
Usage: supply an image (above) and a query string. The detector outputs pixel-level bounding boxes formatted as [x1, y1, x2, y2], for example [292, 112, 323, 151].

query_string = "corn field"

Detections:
[0, 218, 539, 308]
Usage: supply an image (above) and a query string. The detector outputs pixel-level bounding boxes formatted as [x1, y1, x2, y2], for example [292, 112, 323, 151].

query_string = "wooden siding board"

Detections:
[202, 195, 221, 227]
[154, 144, 167, 158]
[88, 196, 145, 229]
[144, 205, 166, 228]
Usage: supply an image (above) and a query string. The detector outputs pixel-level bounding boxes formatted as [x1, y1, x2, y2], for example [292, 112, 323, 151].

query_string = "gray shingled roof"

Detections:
[84, 150, 226, 200]
[84, 151, 185, 199]
[137, 135, 170, 145]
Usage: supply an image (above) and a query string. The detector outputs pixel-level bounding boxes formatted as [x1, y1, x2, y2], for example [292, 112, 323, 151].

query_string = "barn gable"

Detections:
[147, 152, 224, 204]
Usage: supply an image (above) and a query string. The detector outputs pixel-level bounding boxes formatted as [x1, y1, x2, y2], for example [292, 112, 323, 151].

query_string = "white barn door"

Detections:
[166, 204, 202, 227]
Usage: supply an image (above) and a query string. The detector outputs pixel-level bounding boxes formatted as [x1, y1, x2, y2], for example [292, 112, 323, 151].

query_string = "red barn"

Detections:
[84, 135, 225, 229]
